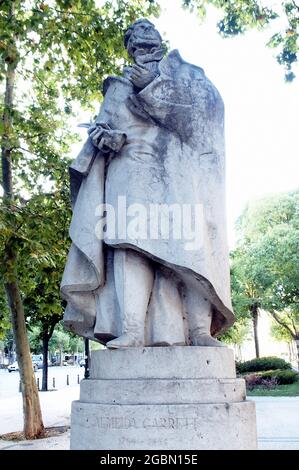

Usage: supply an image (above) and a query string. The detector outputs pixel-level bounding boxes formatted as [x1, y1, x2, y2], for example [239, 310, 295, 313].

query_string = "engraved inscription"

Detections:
[95, 415, 200, 431]
[97, 416, 137, 430]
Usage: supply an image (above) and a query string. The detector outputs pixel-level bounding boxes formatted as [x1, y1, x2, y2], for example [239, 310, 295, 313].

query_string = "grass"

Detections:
[247, 380, 299, 397]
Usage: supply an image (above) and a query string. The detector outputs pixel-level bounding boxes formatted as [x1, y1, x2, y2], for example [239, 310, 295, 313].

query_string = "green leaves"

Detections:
[0, 1, 160, 346]
[182, 0, 298, 81]
[231, 190, 299, 339]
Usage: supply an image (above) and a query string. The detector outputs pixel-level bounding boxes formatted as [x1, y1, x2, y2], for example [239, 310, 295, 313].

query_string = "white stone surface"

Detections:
[71, 401, 257, 450]
[60, 20, 254, 451]
[61, 21, 235, 346]
[71, 347, 257, 449]
[90, 346, 236, 379]
[80, 377, 246, 404]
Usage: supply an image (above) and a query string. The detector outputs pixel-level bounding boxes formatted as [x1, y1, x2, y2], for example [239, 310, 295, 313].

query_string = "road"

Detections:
[0, 366, 85, 399]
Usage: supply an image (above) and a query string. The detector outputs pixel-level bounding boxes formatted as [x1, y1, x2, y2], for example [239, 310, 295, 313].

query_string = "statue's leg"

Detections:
[106, 248, 154, 349]
[183, 279, 225, 347]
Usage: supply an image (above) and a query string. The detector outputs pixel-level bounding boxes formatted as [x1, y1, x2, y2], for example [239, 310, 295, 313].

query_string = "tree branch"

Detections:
[289, 314, 298, 336]
[271, 311, 296, 338]
[48, 316, 60, 340]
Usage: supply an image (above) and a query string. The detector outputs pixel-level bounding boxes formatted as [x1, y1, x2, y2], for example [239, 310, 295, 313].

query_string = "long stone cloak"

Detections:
[61, 49, 234, 344]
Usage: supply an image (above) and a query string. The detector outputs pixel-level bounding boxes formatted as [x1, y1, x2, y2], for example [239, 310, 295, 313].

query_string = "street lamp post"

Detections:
[84, 338, 90, 379]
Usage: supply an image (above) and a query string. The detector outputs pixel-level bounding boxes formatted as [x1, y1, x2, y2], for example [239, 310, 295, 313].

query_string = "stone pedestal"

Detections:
[71, 347, 257, 449]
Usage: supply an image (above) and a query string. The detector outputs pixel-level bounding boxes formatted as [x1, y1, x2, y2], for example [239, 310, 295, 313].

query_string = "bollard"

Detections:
[77, 374, 80, 384]
[52, 377, 55, 389]
[67, 374, 69, 386]
[19, 380, 22, 393]
[36, 377, 40, 390]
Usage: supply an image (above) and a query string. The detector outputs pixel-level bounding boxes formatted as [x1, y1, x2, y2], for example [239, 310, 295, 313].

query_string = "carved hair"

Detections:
[124, 19, 159, 48]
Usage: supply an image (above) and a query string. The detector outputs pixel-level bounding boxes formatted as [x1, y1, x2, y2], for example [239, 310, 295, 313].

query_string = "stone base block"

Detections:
[71, 347, 257, 449]
[90, 346, 236, 379]
[80, 377, 246, 404]
[71, 401, 256, 450]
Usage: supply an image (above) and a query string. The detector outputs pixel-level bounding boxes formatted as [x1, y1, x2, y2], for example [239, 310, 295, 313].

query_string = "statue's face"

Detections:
[127, 22, 162, 57]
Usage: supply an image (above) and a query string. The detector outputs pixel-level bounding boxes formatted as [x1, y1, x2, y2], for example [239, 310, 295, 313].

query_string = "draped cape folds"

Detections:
[61, 50, 235, 344]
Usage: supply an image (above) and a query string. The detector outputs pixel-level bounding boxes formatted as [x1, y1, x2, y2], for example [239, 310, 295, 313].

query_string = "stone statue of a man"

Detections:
[61, 19, 235, 349]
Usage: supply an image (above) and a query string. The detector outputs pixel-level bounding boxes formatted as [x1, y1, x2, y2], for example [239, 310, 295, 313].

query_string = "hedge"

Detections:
[259, 369, 298, 385]
[236, 356, 292, 374]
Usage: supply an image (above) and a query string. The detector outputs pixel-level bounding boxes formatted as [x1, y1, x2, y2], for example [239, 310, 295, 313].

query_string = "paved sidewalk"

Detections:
[1, 389, 299, 450]
[0, 385, 79, 435]
[0, 431, 70, 450]
[253, 396, 299, 449]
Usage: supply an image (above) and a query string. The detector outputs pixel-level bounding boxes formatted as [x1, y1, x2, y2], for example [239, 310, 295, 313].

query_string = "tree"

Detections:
[0, 192, 69, 390]
[1, 328, 15, 364]
[183, 0, 299, 81]
[28, 325, 42, 352]
[271, 321, 293, 343]
[232, 190, 299, 365]
[1, 0, 44, 439]
[0, 284, 10, 339]
[221, 260, 253, 354]
[20, 193, 71, 390]
[30, 322, 85, 363]
[0, 0, 158, 438]
[49, 326, 70, 365]
[220, 316, 251, 361]
[68, 333, 84, 360]
[229, 253, 263, 358]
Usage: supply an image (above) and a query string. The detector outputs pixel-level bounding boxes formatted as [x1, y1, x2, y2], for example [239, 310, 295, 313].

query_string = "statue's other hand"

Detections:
[88, 122, 110, 136]
[99, 129, 127, 154]
[129, 64, 157, 89]
[89, 126, 105, 148]
[89, 126, 126, 154]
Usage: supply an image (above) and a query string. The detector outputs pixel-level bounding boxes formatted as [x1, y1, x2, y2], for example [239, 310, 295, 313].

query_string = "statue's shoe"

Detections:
[106, 333, 143, 349]
[191, 334, 226, 347]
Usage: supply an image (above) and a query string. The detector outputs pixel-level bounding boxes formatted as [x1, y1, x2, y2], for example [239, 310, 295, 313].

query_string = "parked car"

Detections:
[8, 361, 38, 372]
[79, 359, 85, 367]
[7, 361, 19, 372]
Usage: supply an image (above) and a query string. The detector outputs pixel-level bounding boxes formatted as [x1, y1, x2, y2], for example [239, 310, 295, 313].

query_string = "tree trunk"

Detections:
[295, 336, 299, 371]
[1, 2, 44, 438]
[251, 304, 260, 358]
[41, 332, 49, 392]
[5, 277, 44, 438]
[270, 311, 298, 368]
[41, 320, 57, 391]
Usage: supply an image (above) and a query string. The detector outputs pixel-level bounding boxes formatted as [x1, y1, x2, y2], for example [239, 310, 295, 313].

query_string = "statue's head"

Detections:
[124, 19, 162, 58]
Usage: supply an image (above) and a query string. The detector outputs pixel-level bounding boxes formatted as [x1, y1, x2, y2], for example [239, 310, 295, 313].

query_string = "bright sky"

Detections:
[153, 1, 299, 247]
